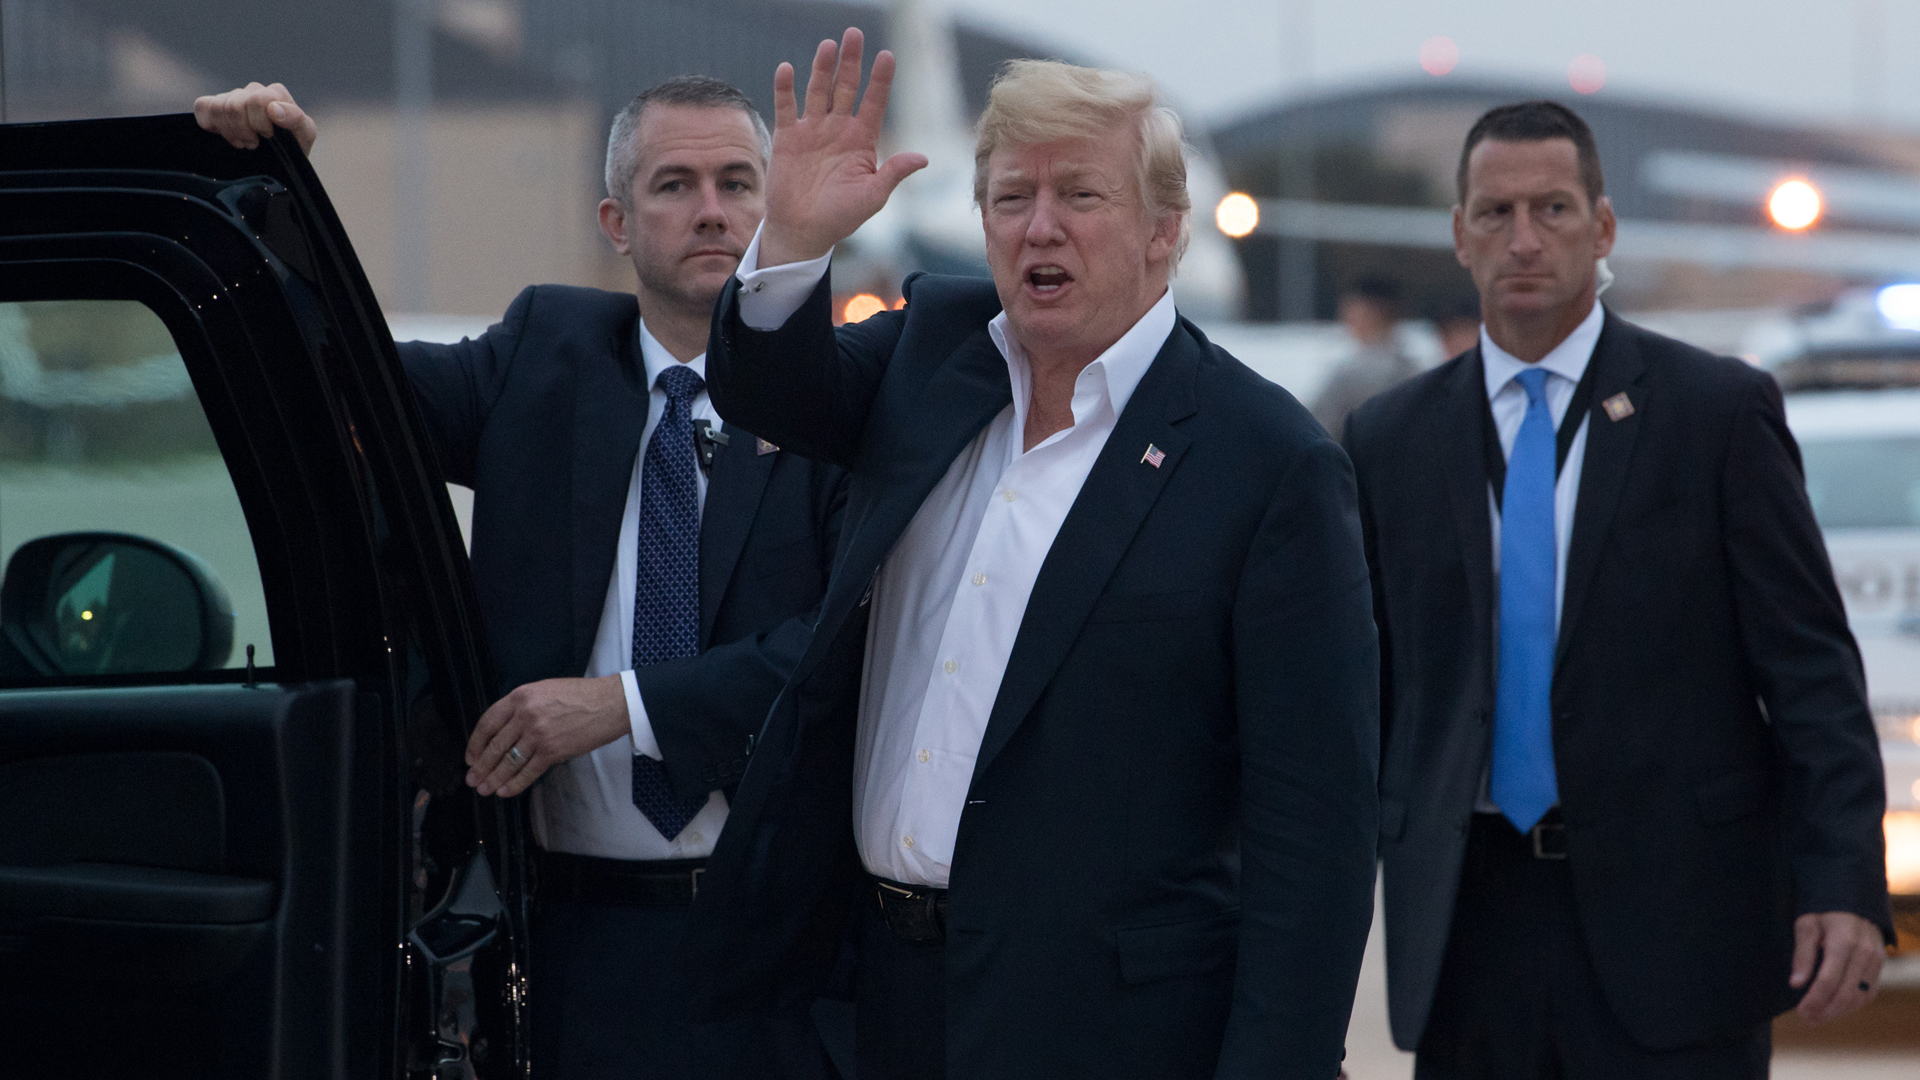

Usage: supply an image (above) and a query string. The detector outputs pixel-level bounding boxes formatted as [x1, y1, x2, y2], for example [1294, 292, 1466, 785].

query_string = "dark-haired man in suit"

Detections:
[683, 29, 1379, 1080]
[1345, 100, 1893, 1078]
[197, 76, 845, 1080]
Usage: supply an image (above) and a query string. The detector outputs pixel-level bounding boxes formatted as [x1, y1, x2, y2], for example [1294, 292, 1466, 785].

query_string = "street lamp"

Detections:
[1768, 179, 1822, 231]
[1215, 193, 1260, 239]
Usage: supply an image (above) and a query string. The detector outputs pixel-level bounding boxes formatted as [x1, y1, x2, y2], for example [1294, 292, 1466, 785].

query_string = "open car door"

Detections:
[0, 114, 527, 1078]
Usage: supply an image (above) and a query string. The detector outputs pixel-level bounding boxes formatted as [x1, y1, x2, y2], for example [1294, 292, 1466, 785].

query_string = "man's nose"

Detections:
[694, 183, 728, 230]
[1025, 192, 1067, 244]
[1508, 203, 1544, 255]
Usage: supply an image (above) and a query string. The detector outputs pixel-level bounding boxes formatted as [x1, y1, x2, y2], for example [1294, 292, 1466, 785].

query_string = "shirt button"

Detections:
[944, 659, 957, 674]
[1003, 489, 1017, 502]
[903, 835, 915, 849]
[687, 831, 703, 845]
[918, 749, 931, 763]
[972, 572, 987, 586]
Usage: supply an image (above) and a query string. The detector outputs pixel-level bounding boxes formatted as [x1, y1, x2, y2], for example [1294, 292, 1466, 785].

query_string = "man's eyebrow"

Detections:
[645, 160, 762, 185]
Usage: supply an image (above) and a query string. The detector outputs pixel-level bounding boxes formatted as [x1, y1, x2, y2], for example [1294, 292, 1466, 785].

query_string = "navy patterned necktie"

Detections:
[630, 363, 709, 840]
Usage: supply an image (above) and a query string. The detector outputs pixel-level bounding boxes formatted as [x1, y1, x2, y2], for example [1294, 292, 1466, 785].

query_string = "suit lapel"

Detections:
[1556, 312, 1647, 670]
[571, 315, 648, 673]
[696, 423, 779, 648]
[797, 327, 1014, 680]
[971, 324, 1200, 779]
[1440, 349, 1497, 673]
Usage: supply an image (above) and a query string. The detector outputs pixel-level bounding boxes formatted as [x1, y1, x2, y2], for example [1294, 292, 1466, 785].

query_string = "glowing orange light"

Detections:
[1768, 179, 1822, 231]
[1887, 811, 1920, 894]
[842, 294, 887, 323]
[893, 297, 907, 309]
[1420, 37, 1459, 77]
[1568, 54, 1606, 95]
[1215, 193, 1260, 239]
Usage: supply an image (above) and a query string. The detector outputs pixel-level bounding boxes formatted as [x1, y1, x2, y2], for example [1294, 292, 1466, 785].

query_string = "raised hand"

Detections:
[759, 28, 928, 267]
[193, 82, 317, 155]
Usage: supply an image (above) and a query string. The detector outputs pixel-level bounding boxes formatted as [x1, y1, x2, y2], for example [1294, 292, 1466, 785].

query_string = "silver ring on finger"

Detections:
[506, 745, 528, 768]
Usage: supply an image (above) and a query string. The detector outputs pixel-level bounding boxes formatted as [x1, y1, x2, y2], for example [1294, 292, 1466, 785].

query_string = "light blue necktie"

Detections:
[1492, 367, 1560, 833]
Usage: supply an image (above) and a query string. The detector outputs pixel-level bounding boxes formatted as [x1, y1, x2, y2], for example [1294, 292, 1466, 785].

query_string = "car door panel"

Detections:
[0, 116, 525, 1078]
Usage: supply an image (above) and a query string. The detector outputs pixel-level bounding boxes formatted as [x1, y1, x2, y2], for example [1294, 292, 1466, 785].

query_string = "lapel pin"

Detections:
[1602, 392, 1635, 421]
[1141, 443, 1165, 468]
[756, 437, 780, 455]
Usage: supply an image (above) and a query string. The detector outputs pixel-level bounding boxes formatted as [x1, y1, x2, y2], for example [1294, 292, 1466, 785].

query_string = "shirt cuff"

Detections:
[734, 222, 833, 331]
[621, 669, 662, 760]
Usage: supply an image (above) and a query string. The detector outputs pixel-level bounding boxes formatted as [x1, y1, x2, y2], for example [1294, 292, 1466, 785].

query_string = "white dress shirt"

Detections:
[527, 320, 729, 860]
[736, 226, 1175, 886]
[1477, 298, 1604, 813]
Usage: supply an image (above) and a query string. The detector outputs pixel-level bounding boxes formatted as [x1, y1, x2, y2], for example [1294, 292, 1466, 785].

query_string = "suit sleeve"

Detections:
[1217, 436, 1382, 1078]
[1343, 411, 1396, 772]
[705, 270, 905, 469]
[1721, 372, 1894, 941]
[393, 287, 536, 487]
[634, 463, 852, 800]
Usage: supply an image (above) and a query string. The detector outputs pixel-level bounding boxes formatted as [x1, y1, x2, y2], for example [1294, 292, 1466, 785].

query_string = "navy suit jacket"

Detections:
[684, 272, 1381, 1080]
[1345, 311, 1893, 1051]
[398, 284, 846, 799]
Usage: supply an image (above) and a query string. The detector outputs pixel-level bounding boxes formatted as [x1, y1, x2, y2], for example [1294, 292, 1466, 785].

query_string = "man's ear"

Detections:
[598, 198, 632, 256]
[1146, 211, 1182, 267]
[1592, 194, 1617, 259]
[1452, 204, 1471, 269]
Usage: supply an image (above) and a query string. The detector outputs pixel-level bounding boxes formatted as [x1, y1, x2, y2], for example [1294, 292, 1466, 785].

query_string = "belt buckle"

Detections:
[876, 881, 944, 942]
[1531, 822, 1569, 860]
[690, 866, 704, 902]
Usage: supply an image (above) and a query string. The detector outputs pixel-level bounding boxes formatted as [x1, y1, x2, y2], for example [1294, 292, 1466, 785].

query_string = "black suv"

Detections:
[0, 115, 528, 1078]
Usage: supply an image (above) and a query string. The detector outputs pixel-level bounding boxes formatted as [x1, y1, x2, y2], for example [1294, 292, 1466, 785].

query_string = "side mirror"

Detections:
[1, 532, 236, 676]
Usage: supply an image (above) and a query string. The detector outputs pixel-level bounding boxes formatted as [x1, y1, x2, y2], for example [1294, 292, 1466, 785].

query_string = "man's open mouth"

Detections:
[1028, 266, 1071, 292]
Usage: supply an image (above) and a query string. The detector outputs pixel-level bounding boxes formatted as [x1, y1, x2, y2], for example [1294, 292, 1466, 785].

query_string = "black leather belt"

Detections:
[873, 875, 948, 943]
[535, 850, 706, 908]
[1475, 808, 1568, 860]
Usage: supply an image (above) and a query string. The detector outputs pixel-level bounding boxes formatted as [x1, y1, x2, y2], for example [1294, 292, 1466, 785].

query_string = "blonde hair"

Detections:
[973, 60, 1192, 268]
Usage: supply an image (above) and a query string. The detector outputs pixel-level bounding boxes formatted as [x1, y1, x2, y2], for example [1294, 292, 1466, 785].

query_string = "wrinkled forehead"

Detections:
[634, 105, 765, 172]
[1463, 137, 1588, 205]
[984, 132, 1136, 190]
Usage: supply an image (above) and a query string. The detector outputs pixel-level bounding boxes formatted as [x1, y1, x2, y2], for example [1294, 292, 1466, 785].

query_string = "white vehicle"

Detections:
[1784, 387, 1920, 939]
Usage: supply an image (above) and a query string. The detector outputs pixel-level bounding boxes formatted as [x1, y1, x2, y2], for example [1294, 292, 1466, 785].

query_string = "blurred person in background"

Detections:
[1433, 294, 1482, 362]
[683, 29, 1379, 1080]
[197, 78, 846, 1080]
[1312, 276, 1417, 436]
[1344, 100, 1893, 1079]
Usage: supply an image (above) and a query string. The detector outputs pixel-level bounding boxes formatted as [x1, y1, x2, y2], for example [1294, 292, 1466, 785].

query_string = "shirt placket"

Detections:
[893, 442, 1046, 870]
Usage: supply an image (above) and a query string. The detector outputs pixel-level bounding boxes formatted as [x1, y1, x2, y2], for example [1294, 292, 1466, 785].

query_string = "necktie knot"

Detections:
[657, 364, 704, 407]
[1516, 366, 1549, 406]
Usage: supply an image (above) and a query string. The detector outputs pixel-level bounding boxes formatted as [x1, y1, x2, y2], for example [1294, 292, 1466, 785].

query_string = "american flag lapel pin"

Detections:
[1602, 392, 1635, 421]
[756, 437, 780, 455]
[1141, 443, 1165, 468]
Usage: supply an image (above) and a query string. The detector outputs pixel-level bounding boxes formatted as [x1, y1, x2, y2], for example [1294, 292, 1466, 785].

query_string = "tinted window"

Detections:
[0, 300, 271, 671]
[1801, 435, 1920, 530]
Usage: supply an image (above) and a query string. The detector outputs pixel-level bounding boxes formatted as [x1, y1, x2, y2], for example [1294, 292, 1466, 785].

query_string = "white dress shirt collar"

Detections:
[1479, 299, 1604, 400]
[637, 318, 708, 389]
[986, 287, 1175, 434]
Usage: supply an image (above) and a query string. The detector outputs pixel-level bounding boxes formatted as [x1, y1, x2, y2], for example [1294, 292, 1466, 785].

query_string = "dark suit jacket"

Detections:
[1344, 310, 1893, 1052]
[398, 284, 846, 799]
[683, 272, 1381, 1079]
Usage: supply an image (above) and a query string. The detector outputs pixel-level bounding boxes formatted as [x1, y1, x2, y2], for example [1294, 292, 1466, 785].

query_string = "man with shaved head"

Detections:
[683, 29, 1379, 1080]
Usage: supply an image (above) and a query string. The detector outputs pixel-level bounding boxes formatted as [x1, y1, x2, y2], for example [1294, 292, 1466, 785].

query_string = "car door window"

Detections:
[0, 298, 271, 674]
